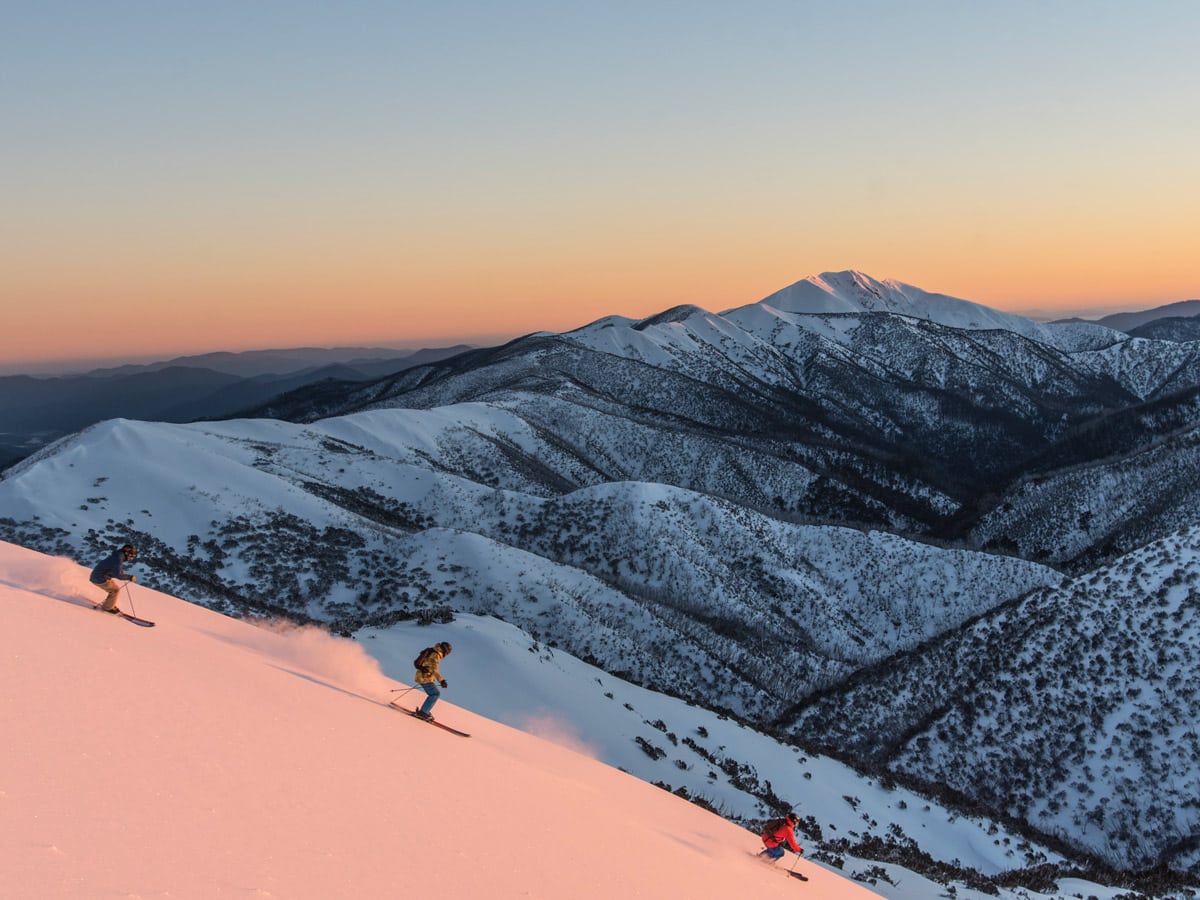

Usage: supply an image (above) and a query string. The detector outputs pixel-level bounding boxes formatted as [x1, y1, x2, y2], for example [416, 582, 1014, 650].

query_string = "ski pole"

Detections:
[123, 582, 138, 617]
[787, 852, 808, 881]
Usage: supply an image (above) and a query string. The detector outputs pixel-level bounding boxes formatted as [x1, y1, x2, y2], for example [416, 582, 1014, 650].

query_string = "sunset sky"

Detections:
[3, 1, 1198, 372]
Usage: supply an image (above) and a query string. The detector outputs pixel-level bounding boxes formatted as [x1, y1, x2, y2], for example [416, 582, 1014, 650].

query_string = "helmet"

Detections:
[785, 812, 799, 825]
[438, 642, 452, 655]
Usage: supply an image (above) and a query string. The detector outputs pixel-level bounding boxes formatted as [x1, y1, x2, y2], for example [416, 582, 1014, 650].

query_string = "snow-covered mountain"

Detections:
[2, 541, 1171, 900]
[725, 270, 1117, 351]
[784, 525, 1200, 873]
[0, 413, 1061, 718]
[0, 344, 470, 471]
[236, 270, 1200, 568]
[966, 389, 1200, 569]
[4, 270, 1200, 893]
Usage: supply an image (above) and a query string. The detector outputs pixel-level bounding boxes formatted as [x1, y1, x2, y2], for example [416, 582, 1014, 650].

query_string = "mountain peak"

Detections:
[727, 270, 1118, 349]
[805, 269, 895, 295]
[757, 270, 964, 318]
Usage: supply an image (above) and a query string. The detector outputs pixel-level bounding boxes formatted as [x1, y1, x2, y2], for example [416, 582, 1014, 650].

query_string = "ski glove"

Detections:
[439, 680, 448, 688]
[129, 576, 137, 582]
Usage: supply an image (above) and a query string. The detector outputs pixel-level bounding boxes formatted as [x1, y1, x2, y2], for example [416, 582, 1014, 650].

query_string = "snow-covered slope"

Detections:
[962, 387, 1200, 571]
[1, 542, 1153, 900]
[0, 414, 1061, 718]
[784, 526, 1200, 874]
[1, 541, 880, 900]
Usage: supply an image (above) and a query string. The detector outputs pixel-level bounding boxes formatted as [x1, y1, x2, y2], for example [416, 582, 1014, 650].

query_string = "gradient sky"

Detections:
[3, 0, 1198, 372]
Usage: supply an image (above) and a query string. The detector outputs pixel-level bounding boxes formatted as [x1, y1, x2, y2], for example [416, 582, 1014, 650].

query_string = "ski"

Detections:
[94, 606, 156, 627]
[117, 612, 155, 627]
[748, 851, 808, 882]
[387, 702, 470, 737]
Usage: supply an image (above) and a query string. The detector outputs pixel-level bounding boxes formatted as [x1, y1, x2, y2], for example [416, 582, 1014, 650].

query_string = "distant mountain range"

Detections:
[4, 270, 1200, 885]
[1089, 299, 1200, 332]
[0, 344, 472, 470]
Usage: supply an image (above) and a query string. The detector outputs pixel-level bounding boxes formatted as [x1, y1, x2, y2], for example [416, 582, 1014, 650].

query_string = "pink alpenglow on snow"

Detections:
[1, 542, 883, 899]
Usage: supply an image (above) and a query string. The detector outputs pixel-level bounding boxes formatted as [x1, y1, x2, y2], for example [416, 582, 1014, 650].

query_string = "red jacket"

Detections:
[763, 820, 802, 853]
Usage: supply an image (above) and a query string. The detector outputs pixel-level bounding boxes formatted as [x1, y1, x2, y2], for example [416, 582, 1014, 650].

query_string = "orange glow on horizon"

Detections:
[5, 253, 1197, 372]
[4, 185, 1198, 369]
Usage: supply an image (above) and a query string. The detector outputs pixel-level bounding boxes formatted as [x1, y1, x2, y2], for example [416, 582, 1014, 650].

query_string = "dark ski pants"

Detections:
[760, 845, 786, 861]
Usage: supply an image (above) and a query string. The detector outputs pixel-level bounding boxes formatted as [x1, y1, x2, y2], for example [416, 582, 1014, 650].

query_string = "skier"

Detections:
[413, 641, 452, 721]
[89, 543, 138, 613]
[758, 812, 804, 862]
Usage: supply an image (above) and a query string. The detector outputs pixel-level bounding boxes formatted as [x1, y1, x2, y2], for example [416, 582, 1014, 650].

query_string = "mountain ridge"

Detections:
[0, 344, 473, 471]
[4, 270, 1200, 887]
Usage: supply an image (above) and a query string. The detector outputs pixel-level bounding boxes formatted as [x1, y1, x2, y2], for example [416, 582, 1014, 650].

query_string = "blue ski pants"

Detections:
[418, 682, 441, 716]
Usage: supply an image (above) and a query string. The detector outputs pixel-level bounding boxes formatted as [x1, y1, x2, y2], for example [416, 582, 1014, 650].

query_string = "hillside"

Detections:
[1, 542, 885, 900]
[0, 414, 1061, 718]
[1094, 301, 1200, 333]
[5, 271, 1200, 892]
[783, 526, 1200, 873]
[2, 541, 1167, 900]
[0, 345, 470, 472]
[240, 272, 1200, 563]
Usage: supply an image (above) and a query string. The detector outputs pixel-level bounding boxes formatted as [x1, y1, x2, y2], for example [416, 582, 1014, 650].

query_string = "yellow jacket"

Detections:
[414, 647, 445, 684]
